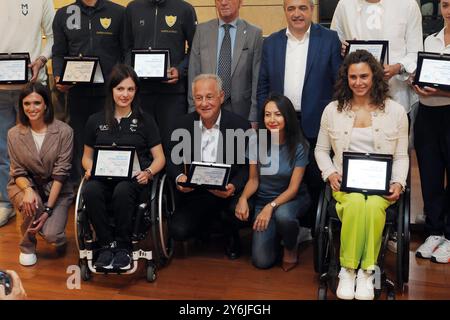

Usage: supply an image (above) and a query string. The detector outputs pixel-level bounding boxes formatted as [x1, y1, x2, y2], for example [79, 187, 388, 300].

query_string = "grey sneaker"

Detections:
[416, 235, 444, 259]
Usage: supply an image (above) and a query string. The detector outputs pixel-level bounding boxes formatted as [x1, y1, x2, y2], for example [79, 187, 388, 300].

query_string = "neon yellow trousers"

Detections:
[333, 192, 391, 270]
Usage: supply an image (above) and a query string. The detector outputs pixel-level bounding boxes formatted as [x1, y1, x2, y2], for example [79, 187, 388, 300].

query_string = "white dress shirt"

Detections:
[331, 0, 423, 112]
[284, 26, 310, 112]
[420, 27, 450, 107]
[199, 112, 222, 163]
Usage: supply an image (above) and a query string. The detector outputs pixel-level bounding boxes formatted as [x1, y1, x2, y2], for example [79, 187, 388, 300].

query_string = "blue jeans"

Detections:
[0, 90, 19, 209]
[251, 194, 310, 269]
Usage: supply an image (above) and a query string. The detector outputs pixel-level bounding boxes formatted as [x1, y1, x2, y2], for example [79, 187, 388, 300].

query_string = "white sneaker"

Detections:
[355, 269, 375, 300]
[0, 207, 15, 227]
[19, 252, 37, 266]
[416, 235, 444, 259]
[336, 267, 356, 300]
[431, 239, 450, 264]
[297, 227, 313, 244]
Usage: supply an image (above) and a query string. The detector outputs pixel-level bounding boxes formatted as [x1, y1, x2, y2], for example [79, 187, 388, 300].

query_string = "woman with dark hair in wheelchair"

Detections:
[81, 64, 165, 270]
[315, 50, 409, 300]
[235, 93, 310, 271]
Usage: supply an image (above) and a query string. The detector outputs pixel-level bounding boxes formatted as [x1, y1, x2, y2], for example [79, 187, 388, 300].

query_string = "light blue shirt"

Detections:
[216, 19, 238, 68]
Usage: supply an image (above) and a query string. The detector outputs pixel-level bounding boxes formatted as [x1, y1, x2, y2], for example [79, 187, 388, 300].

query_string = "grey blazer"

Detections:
[188, 18, 263, 122]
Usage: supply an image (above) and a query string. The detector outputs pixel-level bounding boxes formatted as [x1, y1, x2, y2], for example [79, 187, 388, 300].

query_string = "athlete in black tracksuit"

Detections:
[52, 0, 125, 184]
[123, 0, 197, 151]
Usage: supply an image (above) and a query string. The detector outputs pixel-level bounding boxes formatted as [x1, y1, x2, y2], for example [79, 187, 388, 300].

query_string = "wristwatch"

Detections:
[144, 168, 154, 179]
[44, 206, 53, 217]
[270, 201, 278, 209]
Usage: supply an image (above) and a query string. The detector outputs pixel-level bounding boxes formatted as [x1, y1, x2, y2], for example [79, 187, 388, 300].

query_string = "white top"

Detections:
[0, 0, 54, 88]
[283, 26, 310, 112]
[31, 129, 46, 153]
[360, 2, 383, 40]
[331, 0, 423, 112]
[349, 127, 376, 153]
[420, 27, 450, 107]
[199, 112, 222, 163]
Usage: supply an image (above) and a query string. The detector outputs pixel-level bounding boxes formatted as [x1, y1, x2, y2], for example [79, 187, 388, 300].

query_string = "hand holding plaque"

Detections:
[346, 40, 389, 64]
[59, 56, 104, 85]
[177, 162, 232, 191]
[340, 152, 393, 195]
[0, 53, 30, 84]
[132, 49, 170, 81]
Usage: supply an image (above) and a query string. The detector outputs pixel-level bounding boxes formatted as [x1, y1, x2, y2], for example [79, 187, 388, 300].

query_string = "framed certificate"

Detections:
[0, 53, 30, 84]
[341, 152, 393, 195]
[346, 40, 389, 64]
[91, 146, 140, 181]
[414, 51, 450, 91]
[177, 161, 232, 191]
[59, 56, 103, 84]
[131, 49, 170, 80]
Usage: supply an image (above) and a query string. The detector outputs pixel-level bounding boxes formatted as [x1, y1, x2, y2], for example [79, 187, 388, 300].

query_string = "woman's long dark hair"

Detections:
[104, 64, 143, 131]
[260, 93, 309, 164]
[334, 49, 390, 112]
[18, 82, 54, 126]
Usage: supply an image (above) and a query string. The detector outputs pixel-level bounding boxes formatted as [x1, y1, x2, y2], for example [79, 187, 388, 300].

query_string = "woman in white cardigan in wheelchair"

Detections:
[314, 50, 409, 300]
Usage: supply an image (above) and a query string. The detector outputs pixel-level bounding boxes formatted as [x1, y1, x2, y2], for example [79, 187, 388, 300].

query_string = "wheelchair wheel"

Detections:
[74, 178, 86, 252]
[146, 262, 157, 283]
[314, 187, 330, 273]
[402, 187, 410, 284]
[151, 174, 175, 267]
[79, 259, 91, 281]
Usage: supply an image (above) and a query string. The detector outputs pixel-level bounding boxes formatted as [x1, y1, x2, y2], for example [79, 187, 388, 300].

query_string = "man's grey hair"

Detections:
[191, 73, 223, 94]
[283, 0, 315, 6]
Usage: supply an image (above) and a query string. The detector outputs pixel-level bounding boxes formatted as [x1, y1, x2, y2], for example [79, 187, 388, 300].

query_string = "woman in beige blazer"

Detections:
[7, 83, 73, 267]
[315, 50, 409, 300]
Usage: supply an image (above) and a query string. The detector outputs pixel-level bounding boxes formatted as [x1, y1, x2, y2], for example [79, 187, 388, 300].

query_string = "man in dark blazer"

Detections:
[168, 74, 251, 259]
[188, 0, 263, 126]
[257, 0, 342, 229]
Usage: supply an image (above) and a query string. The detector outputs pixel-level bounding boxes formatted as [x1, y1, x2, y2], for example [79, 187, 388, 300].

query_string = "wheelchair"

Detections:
[74, 173, 176, 283]
[313, 183, 410, 300]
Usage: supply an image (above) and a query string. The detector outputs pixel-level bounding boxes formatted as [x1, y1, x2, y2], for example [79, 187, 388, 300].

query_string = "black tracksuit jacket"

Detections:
[123, 0, 197, 94]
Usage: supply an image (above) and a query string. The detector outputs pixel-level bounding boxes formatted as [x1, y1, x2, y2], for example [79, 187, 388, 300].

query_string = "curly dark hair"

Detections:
[333, 50, 390, 112]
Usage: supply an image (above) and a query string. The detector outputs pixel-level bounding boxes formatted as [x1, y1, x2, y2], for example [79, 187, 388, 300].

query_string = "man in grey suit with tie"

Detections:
[188, 0, 263, 126]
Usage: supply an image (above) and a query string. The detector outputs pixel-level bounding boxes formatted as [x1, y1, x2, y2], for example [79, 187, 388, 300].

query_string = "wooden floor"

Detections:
[0, 151, 449, 300]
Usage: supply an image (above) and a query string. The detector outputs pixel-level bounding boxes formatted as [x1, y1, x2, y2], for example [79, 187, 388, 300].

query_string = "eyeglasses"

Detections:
[194, 95, 217, 103]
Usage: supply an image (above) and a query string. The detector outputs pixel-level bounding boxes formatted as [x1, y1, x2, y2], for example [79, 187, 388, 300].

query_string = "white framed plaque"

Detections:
[92, 146, 140, 181]
[0, 53, 30, 84]
[341, 152, 393, 195]
[131, 49, 170, 80]
[414, 51, 450, 91]
[346, 40, 389, 64]
[59, 56, 102, 84]
[177, 161, 231, 191]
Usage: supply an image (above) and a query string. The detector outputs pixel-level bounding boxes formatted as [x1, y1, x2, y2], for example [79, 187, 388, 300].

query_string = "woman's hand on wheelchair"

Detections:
[235, 197, 249, 221]
[328, 172, 342, 192]
[84, 169, 91, 180]
[383, 182, 402, 202]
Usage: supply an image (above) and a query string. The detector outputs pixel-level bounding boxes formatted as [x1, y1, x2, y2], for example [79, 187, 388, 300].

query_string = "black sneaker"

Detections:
[111, 249, 131, 270]
[94, 248, 114, 269]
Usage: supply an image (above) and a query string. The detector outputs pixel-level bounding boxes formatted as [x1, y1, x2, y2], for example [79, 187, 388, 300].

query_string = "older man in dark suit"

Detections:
[168, 74, 251, 259]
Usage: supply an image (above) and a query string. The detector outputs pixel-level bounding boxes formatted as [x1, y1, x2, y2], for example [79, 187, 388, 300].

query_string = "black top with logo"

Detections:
[123, 0, 197, 94]
[84, 111, 161, 169]
[52, 0, 125, 95]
